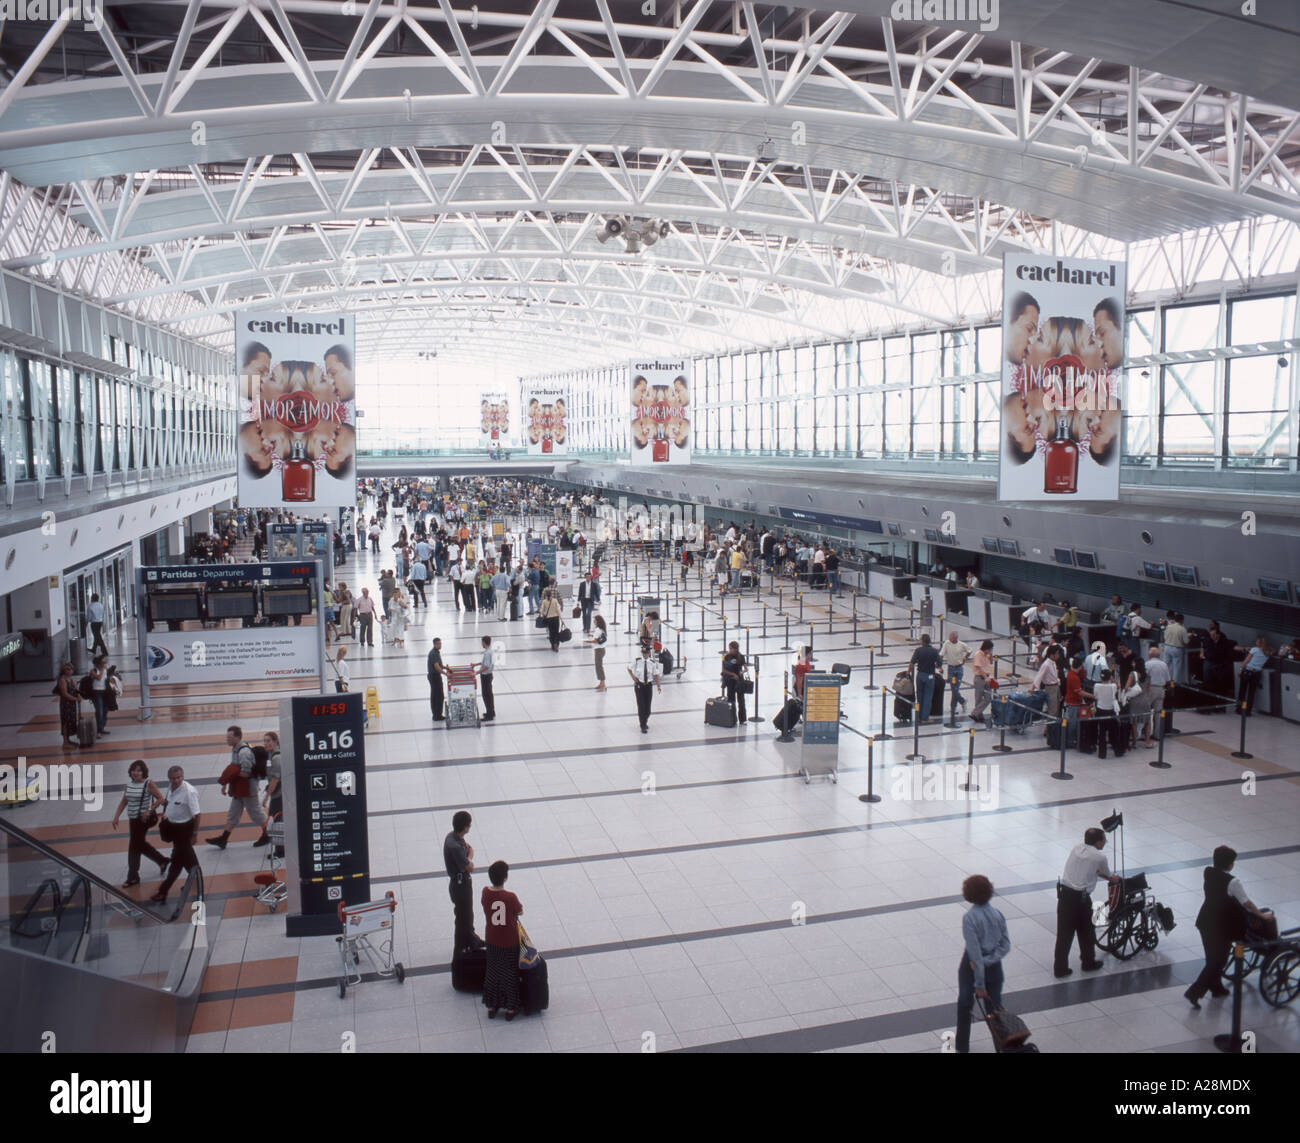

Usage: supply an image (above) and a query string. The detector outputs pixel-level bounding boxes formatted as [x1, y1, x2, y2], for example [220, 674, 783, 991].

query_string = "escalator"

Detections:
[0, 816, 211, 1052]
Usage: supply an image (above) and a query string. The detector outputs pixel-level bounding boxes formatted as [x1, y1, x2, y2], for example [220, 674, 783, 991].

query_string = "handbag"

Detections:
[984, 1006, 1032, 1047]
[535, 615, 547, 629]
[558, 626, 573, 643]
[739, 674, 755, 695]
[518, 922, 541, 969]
[572, 605, 582, 619]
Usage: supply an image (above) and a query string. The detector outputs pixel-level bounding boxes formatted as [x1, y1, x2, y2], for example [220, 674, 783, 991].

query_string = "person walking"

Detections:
[721, 640, 748, 725]
[627, 642, 662, 733]
[526, 560, 541, 614]
[427, 637, 446, 720]
[481, 861, 524, 1020]
[409, 558, 428, 608]
[55, 661, 80, 748]
[588, 614, 608, 691]
[970, 640, 994, 725]
[476, 636, 497, 722]
[205, 725, 268, 849]
[1185, 845, 1272, 1008]
[940, 631, 970, 719]
[378, 569, 397, 619]
[86, 593, 109, 656]
[332, 645, 351, 693]
[111, 760, 169, 887]
[539, 587, 563, 652]
[388, 590, 410, 647]
[459, 560, 479, 613]
[909, 634, 941, 725]
[150, 766, 201, 906]
[254, 731, 283, 849]
[444, 811, 485, 956]
[1053, 828, 1118, 977]
[954, 874, 1011, 1054]
[577, 572, 600, 634]
[354, 588, 377, 647]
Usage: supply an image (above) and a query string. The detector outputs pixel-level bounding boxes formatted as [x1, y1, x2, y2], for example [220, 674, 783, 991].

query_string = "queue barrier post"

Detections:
[1150, 708, 1171, 770]
[906, 702, 924, 762]
[959, 730, 979, 792]
[858, 735, 882, 804]
[877, 685, 893, 741]
[1050, 714, 1073, 781]
[781, 615, 792, 652]
[991, 695, 1012, 753]
[1231, 703, 1253, 760]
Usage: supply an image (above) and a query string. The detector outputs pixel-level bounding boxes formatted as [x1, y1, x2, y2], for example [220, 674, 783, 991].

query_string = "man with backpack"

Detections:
[206, 725, 269, 849]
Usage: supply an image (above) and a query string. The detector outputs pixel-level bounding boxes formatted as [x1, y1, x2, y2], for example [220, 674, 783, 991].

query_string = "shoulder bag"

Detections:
[518, 922, 541, 968]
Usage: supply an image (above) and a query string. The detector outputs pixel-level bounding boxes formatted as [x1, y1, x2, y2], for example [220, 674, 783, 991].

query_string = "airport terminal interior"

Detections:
[1, 0, 1299, 1060]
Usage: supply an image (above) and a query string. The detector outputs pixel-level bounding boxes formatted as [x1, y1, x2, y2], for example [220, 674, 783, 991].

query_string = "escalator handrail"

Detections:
[57, 873, 94, 964]
[10, 877, 62, 949]
[0, 815, 186, 925]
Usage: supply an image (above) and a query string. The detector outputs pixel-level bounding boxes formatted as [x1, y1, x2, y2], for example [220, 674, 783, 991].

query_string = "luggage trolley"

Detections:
[337, 891, 405, 998]
[445, 665, 480, 729]
[252, 814, 287, 912]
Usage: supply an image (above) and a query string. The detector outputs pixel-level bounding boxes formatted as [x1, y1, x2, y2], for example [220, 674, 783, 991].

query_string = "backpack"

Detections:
[251, 745, 269, 780]
[78, 674, 95, 700]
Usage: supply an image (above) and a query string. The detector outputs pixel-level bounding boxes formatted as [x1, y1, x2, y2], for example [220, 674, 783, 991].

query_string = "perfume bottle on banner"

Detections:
[1043, 414, 1079, 494]
[282, 438, 317, 502]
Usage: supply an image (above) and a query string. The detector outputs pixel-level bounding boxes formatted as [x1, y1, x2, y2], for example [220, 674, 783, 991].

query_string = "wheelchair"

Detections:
[1094, 873, 1176, 960]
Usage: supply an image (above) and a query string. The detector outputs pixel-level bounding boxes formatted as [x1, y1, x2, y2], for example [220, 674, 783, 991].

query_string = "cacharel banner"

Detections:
[998, 255, 1125, 502]
[524, 388, 567, 455]
[630, 359, 691, 464]
[145, 627, 318, 685]
[237, 312, 356, 508]
[481, 393, 509, 445]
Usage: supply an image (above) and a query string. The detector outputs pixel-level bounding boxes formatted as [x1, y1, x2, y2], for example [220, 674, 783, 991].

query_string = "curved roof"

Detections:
[0, 0, 1296, 367]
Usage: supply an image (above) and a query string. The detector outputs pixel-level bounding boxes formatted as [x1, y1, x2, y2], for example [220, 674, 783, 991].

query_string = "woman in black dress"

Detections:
[55, 661, 79, 748]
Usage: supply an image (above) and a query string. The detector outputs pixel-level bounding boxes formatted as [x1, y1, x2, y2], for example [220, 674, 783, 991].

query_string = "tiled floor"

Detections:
[9, 505, 1300, 1053]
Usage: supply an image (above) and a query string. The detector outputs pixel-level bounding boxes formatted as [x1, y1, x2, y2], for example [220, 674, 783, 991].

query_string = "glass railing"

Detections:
[0, 816, 205, 994]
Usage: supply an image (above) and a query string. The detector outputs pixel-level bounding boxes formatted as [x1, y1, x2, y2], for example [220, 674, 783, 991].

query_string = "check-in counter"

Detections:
[966, 595, 991, 630]
[987, 598, 1020, 637]
[1280, 664, 1300, 724]
[869, 568, 914, 601]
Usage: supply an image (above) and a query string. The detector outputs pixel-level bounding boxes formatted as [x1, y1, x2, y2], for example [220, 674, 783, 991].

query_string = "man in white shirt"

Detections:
[1144, 648, 1172, 744]
[475, 636, 497, 722]
[965, 572, 980, 590]
[409, 559, 429, 608]
[446, 540, 460, 573]
[626, 644, 663, 734]
[151, 766, 202, 906]
[1032, 648, 1062, 735]
[1021, 601, 1049, 632]
[86, 594, 109, 656]
[1054, 827, 1119, 977]
[458, 561, 478, 613]
[939, 632, 970, 717]
[1124, 605, 1152, 657]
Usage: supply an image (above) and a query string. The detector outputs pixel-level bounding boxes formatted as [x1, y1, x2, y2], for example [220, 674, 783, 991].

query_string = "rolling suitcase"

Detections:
[451, 947, 487, 993]
[893, 694, 913, 723]
[1077, 710, 1097, 754]
[518, 957, 549, 1014]
[659, 649, 674, 674]
[773, 697, 802, 733]
[78, 710, 96, 748]
[705, 696, 737, 728]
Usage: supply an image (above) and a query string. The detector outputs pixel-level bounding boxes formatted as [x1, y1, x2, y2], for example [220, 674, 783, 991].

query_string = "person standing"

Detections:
[206, 725, 268, 849]
[1092, 669, 1126, 759]
[86, 593, 109, 656]
[459, 560, 479, 613]
[388, 590, 410, 647]
[150, 766, 201, 906]
[940, 631, 970, 718]
[86, 656, 111, 737]
[1053, 828, 1118, 977]
[1199, 628, 1236, 708]
[588, 615, 608, 692]
[1031, 646, 1062, 738]
[354, 588, 377, 647]
[909, 634, 941, 725]
[378, 569, 397, 620]
[481, 861, 523, 1021]
[627, 642, 662, 734]
[476, 636, 497, 722]
[721, 640, 748, 725]
[954, 874, 1011, 1054]
[334, 582, 353, 638]
[332, 645, 351, 692]
[1082, 641, 1109, 694]
[1185, 845, 1272, 1008]
[1143, 647, 1171, 745]
[111, 760, 169, 887]
[1162, 611, 1188, 686]
[1124, 604, 1152, 658]
[444, 811, 485, 956]
[491, 564, 512, 621]
[970, 640, 994, 725]
[255, 730, 283, 850]
[1236, 637, 1272, 715]
[577, 572, 600, 634]
[55, 661, 80, 748]
[427, 637, 446, 721]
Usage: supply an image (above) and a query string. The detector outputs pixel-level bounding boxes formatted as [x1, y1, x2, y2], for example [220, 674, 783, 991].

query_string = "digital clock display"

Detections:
[308, 701, 349, 717]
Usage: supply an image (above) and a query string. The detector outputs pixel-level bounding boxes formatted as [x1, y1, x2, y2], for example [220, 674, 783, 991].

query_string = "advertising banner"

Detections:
[998, 255, 1125, 502]
[480, 393, 509, 446]
[630, 359, 691, 464]
[237, 311, 356, 509]
[524, 388, 567, 455]
[145, 627, 318, 685]
[555, 550, 575, 593]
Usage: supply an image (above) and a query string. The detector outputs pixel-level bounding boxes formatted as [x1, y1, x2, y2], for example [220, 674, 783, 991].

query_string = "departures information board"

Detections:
[289, 693, 370, 925]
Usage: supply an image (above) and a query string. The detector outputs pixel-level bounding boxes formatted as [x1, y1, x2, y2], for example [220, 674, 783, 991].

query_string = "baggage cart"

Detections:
[336, 891, 405, 997]
[445, 665, 480, 728]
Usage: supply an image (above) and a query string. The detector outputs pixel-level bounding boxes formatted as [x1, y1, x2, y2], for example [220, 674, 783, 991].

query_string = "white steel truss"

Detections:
[0, 1, 1296, 369]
